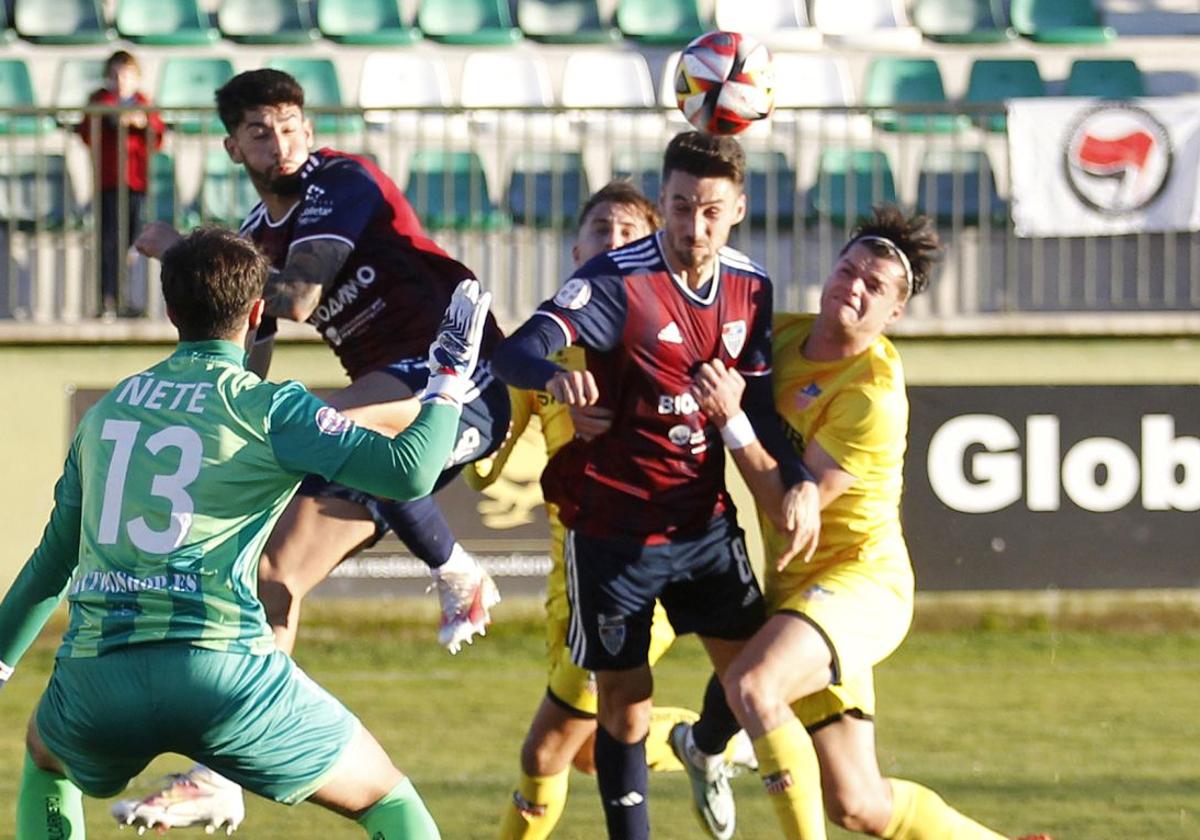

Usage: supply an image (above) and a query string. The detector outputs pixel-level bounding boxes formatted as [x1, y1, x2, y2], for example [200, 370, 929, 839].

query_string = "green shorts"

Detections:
[36, 644, 359, 804]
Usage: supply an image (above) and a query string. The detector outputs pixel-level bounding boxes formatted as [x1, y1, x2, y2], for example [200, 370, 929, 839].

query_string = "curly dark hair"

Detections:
[215, 69, 305, 135]
[842, 205, 941, 299]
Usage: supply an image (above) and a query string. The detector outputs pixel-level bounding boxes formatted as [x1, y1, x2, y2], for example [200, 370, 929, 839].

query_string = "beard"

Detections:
[245, 164, 304, 199]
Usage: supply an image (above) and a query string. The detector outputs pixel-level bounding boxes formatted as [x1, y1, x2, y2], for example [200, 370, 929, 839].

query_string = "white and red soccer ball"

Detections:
[674, 30, 775, 136]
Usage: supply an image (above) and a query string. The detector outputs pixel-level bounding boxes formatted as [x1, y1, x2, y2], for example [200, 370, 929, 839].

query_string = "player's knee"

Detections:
[824, 783, 891, 835]
[723, 663, 785, 730]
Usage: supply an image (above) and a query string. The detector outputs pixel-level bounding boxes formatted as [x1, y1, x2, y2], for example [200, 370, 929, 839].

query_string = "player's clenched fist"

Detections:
[134, 221, 184, 260]
[547, 369, 599, 407]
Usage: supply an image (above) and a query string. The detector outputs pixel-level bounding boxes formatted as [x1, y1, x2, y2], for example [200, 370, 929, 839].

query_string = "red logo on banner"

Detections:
[1064, 104, 1171, 214]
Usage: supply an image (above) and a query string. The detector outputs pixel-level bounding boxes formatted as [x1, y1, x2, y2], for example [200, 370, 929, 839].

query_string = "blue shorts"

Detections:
[35, 645, 359, 804]
[564, 516, 766, 671]
[298, 357, 510, 538]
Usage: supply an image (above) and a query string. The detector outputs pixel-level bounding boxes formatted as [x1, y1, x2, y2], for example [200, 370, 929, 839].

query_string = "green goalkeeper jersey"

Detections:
[0, 340, 457, 668]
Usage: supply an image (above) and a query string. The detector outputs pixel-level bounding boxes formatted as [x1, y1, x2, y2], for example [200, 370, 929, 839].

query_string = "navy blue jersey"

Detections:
[241, 148, 501, 379]
[537, 232, 774, 542]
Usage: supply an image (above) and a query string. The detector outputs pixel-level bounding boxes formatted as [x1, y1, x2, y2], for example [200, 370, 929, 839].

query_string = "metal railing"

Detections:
[1, 102, 1197, 335]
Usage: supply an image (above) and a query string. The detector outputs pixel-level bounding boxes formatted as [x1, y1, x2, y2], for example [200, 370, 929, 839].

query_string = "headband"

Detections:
[854, 235, 914, 301]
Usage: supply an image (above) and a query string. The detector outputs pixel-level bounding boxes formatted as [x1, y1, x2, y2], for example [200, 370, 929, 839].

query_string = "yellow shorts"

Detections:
[544, 506, 677, 716]
[768, 558, 913, 727]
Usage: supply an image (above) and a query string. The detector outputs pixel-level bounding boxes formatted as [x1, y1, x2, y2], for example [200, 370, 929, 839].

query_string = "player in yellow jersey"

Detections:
[676, 206, 1050, 840]
[471, 182, 754, 840]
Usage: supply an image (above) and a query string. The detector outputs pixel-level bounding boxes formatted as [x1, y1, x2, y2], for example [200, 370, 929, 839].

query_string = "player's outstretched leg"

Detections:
[376, 496, 501, 654]
[110, 764, 245, 835]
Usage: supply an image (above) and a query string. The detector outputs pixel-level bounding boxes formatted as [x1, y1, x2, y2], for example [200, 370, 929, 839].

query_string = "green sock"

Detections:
[17, 751, 85, 840]
[357, 777, 441, 840]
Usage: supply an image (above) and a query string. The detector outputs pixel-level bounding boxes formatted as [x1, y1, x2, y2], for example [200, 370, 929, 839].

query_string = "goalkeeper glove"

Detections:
[424, 278, 492, 407]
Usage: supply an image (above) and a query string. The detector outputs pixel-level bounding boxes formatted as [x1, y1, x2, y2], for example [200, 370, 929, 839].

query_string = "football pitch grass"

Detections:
[1, 596, 1197, 839]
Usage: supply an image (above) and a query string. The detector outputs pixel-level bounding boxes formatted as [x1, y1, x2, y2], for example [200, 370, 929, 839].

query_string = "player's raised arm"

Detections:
[691, 359, 820, 569]
[261, 238, 352, 322]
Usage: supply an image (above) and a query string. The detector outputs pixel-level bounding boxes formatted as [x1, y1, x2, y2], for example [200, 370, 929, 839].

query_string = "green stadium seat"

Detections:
[0, 59, 53, 135]
[517, 0, 619, 43]
[746, 151, 797, 227]
[1009, 0, 1115, 43]
[218, 0, 319, 43]
[506, 152, 590, 228]
[116, 0, 219, 44]
[14, 0, 114, 44]
[193, 149, 259, 226]
[54, 58, 107, 111]
[616, 0, 706, 45]
[912, 0, 1015, 43]
[0, 154, 77, 232]
[965, 59, 1045, 132]
[417, 0, 522, 45]
[317, 0, 422, 45]
[1065, 59, 1146, 98]
[863, 57, 969, 134]
[806, 148, 898, 227]
[916, 149, 1006, 226]
[157, 58, 235, 136]
[265, 58, 363, 136]
[146, 153, 179, 224]
[405, 150, 507, 231]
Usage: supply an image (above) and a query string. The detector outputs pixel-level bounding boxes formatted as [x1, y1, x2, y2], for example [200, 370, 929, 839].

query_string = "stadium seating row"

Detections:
[0, 144, 1004, 235]
[0, 0, 1150, 48]
[0, 51, 1159, 137]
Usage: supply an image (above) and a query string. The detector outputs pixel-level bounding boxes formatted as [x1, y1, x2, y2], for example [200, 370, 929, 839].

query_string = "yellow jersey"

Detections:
[764, 313, 910, 583]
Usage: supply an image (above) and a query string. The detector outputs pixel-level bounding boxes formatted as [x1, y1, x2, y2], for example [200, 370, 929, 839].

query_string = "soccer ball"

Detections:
[674, 31, 775, 135]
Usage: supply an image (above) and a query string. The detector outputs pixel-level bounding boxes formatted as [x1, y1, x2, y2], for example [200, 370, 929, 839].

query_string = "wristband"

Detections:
[422, 372, 469, 407]
[719, 411, 757, 450]
[0, 659, 12, 687]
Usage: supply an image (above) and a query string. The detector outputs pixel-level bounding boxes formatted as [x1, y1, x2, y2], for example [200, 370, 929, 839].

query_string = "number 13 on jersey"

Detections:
[98, 419, 203, 554]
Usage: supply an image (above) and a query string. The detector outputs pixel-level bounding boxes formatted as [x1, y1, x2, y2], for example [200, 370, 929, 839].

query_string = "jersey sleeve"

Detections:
[0, 443, 83, 675]
[813, 384, 906, 480]
[536, 270, 628, 353]
[266, 381, 459, 500]
[292, 160, 383, 250]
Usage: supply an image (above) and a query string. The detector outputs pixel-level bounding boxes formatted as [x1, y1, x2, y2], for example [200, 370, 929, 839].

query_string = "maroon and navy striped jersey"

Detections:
[240, 148, 500, 379]
[537, 232, 774, 542]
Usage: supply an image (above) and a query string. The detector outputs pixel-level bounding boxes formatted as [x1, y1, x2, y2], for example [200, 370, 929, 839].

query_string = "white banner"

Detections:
[1008, 96, 1200, 237]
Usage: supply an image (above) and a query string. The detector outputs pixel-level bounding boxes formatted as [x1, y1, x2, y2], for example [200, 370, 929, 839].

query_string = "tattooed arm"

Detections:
[264, 238, 354, 322]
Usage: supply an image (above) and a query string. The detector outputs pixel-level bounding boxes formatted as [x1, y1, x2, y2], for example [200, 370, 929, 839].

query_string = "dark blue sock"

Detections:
[593, 726, 649, 840]
[375, 495, 456, 569]
[692, 672, 740, 755]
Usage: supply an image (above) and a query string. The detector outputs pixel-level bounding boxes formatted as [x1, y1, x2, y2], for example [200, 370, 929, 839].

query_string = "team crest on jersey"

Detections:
[721, 320, 747, 357]
[794, 382, 822, 411]
[668, 424, 692, 446]
[315, 405, 354, 435]
[597, 613, 627, 655]
[553, 277, 592, 310]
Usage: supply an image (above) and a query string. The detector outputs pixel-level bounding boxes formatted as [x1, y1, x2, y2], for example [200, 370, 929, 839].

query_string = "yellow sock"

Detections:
[753, 718, 827, 840]
[645, 706, 699, 772]
[497, 769, 570, 840]
[884, 778, 1006, 840]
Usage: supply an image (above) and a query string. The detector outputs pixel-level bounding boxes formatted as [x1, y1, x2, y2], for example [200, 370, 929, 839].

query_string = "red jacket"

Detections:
[77, 89, 166, 192]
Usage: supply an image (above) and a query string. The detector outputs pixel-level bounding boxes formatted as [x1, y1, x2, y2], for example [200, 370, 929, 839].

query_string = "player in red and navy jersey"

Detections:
[494, 131, 821, 840]
[127, 68, 507, 831]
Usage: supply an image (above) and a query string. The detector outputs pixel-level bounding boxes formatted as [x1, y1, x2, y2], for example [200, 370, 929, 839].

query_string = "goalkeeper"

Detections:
[0, 227, 491, 840]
